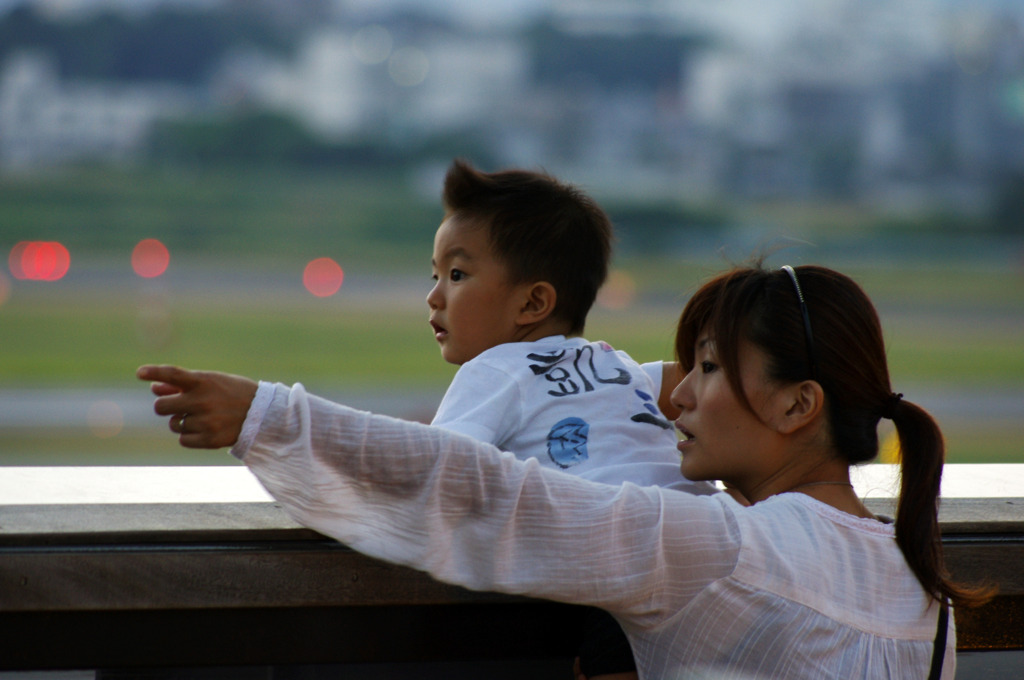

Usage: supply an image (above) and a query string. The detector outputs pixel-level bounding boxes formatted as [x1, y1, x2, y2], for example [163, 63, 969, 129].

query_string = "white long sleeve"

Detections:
[232, 382, 954, 680]
[234, 382, 733, 618]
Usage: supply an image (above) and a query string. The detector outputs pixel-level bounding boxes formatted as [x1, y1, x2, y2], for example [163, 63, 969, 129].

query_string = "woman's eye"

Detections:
[700, 360, 717, 374]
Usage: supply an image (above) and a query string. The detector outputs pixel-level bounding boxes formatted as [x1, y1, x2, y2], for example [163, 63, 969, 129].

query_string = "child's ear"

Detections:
[516, 281, 557, 325]
[776, 380, 824, 434]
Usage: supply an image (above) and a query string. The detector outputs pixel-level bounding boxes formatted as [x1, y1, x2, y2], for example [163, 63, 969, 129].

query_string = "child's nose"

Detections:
[426, 282, 442, 309]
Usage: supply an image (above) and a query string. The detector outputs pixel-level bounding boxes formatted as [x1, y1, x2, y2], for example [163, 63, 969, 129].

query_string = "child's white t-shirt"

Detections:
[431, 335, 715, 494]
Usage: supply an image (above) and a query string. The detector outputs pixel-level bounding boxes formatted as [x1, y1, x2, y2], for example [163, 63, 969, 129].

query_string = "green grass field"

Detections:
[4, 266, 1022, 389]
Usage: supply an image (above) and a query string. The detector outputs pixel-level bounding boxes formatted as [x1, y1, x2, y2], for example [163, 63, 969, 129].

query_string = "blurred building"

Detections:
[1, 0, 1023, 216]
[214, 24, 529, 141]
[0, 50, 196, 169]
[676, 1, 1024, 214]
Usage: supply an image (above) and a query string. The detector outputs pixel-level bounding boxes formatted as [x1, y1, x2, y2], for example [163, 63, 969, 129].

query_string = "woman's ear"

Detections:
[516, 281, 557, 325]
[777, 380, 825, 434]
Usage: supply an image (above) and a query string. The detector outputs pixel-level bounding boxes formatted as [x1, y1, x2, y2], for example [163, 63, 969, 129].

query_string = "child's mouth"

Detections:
[430, 320, 447, 341]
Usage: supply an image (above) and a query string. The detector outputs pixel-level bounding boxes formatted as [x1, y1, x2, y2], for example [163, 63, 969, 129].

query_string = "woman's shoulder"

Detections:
[731, 493, 934, 636]
[753, 493, 896, 536]
[729, 493, 901, 589]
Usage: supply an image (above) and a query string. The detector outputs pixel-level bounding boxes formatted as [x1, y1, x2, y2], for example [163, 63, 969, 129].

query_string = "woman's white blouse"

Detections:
[233, 382, 954, 680]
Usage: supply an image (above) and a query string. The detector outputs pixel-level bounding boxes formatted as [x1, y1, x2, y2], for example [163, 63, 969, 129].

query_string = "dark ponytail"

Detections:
[891, 399, 994, 607]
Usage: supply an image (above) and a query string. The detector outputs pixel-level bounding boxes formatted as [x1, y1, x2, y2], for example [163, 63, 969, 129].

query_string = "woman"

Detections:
[139, 263, 989, 679]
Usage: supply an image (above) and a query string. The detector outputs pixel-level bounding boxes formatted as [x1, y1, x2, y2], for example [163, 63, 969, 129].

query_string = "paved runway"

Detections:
[1, 384, 1021, 429]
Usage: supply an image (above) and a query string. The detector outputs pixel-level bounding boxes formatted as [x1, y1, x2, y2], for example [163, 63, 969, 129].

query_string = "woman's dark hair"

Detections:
[675, 262, 993, 608]
[442, 159, 613, 335]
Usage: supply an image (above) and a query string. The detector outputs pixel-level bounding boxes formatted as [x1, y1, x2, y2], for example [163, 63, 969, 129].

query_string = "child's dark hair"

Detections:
[442, 159, 612, 335]
[674, 262, 994, 609]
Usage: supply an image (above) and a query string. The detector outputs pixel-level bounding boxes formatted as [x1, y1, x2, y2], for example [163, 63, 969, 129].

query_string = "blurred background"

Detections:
[1, 0, 1021, 466]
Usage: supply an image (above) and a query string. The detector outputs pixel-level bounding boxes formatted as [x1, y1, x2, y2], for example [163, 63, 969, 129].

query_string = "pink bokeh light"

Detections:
[303, 257, 345, 297]
[132, 239, 171, 278]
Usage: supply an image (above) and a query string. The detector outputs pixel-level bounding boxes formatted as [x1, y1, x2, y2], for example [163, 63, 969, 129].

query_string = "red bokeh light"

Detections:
[132, 239, 170, 278]
[303, 257, 344, 297]
[8, 241, 71, 281]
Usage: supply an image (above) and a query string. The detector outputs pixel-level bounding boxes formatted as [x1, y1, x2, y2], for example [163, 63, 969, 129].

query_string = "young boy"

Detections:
[427, 160, 713, 679]
[143, 160, 711, 680]
[427, 159, 715, 495]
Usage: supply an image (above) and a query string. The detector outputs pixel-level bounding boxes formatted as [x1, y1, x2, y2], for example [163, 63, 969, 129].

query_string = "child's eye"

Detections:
[450, 269, 465, 282]
[700, 360, 717, 374]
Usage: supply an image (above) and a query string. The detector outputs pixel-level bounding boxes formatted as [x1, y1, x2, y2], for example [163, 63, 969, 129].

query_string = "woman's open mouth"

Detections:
[676, 424, 695, 451]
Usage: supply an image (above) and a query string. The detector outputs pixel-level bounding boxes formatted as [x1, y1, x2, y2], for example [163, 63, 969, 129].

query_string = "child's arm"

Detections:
[658, 361, 683, 421]
[137, 364, 258, 449]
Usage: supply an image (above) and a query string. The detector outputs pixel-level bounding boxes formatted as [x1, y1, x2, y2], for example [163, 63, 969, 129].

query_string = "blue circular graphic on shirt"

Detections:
[547, 417, 590, 468]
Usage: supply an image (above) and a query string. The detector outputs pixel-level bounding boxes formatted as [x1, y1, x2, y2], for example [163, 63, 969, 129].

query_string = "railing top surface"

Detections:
[2, 463, 1022, 505]
[0, 464, 1020, 543]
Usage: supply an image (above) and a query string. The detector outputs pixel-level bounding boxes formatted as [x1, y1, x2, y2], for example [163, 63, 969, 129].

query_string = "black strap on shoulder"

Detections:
[927, 598, 950, 680]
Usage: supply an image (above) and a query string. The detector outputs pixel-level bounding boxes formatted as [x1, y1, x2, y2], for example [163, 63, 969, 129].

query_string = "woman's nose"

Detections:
[670, 370, 694, 411]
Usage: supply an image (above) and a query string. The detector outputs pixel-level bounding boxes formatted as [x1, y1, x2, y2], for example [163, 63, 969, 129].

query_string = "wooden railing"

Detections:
[1, 466, 1021, 678]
